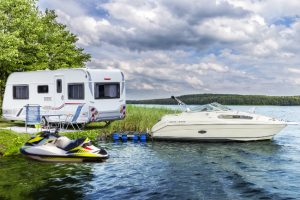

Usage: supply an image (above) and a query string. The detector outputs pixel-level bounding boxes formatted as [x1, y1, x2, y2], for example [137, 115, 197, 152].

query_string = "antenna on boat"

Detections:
[171, 96, 190, 112]
[171, 96, 186, 106]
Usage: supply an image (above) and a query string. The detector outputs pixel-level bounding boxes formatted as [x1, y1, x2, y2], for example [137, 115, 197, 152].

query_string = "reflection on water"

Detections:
[1, 106, 300, 199]
[0, 156, 94, 199]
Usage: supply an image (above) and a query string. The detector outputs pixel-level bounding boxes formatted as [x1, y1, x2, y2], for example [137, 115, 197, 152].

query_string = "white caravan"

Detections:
[2, 68, 126, 125]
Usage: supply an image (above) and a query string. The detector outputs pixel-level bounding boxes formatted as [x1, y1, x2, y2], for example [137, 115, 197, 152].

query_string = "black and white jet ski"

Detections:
[20, 131, 109, 162]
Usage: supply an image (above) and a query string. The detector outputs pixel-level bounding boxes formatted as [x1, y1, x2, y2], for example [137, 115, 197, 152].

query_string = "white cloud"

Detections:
[225, 0, 300, 22]
[185, 76, 204, 88]
[38, 0, 300, 99]
[288, 68, 300, 74]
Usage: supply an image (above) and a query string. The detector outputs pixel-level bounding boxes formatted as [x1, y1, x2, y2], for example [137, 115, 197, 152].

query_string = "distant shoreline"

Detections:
[127, 94, 300, 106]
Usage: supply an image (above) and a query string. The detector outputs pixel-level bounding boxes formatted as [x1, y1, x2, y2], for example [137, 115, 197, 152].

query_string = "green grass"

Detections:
[0, 105, 175, 156]
[0, 130, 30, 156]
[0, 118, 23, 128]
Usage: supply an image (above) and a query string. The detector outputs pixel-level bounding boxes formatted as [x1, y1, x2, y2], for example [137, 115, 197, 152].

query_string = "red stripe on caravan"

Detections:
[52, 104, 65, 110]
[104, 77, 111, 80]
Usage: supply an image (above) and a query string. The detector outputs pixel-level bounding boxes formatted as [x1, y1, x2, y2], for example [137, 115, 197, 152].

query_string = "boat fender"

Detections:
[133, 134, 139, 142]
[121, 134, 127, 142]
[112, 133, 119, 141]
[140, 134, 147, 142]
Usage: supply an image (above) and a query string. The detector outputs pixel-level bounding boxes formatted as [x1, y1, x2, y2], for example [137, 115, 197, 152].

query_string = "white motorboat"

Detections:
[151, 96, 287, 141]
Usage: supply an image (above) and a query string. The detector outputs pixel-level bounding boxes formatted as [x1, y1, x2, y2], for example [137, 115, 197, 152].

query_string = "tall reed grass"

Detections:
[104, 105, 175, 132]
[64, 105, 175, 139]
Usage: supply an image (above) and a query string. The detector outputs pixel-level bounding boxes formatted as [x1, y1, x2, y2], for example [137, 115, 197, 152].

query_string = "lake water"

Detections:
[1, 106, 300, 199]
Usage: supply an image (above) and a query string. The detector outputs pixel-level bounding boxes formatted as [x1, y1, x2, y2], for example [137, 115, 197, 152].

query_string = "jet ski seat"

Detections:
[55, 136, 72, 149]
[62, 137, 87, 151]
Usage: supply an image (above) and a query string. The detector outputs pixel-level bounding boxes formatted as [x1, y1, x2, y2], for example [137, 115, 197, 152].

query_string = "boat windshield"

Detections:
[190, 102, 231, 112]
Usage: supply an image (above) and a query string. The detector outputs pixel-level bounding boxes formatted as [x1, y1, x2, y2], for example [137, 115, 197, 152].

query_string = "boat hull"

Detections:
[25, 154, 108, 162]
[20, 147, 109, 162]
[151, 124, 286, 141]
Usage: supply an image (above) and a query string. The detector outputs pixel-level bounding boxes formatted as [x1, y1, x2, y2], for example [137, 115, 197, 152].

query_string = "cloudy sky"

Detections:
[39, 0, 300, 99]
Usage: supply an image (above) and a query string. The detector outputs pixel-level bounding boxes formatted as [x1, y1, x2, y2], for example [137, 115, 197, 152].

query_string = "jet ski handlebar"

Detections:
[39, 130, 60, 138]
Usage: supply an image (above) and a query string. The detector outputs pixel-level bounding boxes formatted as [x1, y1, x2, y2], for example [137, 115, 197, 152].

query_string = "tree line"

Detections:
[128, 94, 300, 106]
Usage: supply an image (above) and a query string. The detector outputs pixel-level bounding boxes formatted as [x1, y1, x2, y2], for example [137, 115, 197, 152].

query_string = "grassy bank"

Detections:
[0, 130, 30, 156]
[0, 105, 174, 156]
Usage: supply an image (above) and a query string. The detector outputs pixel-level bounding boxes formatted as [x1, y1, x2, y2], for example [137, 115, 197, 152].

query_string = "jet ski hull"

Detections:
[25, 154, 107, 162]
[20, 148, 109, 162]
[20, 132, 109, 162]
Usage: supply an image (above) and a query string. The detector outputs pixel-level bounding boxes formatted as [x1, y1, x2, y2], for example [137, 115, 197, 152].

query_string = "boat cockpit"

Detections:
[189, 102, 231, 112]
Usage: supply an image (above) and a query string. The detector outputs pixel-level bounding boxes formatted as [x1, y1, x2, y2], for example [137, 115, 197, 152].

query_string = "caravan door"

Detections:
[54, 75, 65, 112]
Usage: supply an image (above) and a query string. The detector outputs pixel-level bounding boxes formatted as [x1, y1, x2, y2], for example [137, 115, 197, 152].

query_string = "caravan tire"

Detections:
[41, 117, 48, 127]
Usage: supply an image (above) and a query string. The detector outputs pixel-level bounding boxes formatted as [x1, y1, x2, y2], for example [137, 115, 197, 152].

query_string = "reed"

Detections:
[64, 105, 175, 139]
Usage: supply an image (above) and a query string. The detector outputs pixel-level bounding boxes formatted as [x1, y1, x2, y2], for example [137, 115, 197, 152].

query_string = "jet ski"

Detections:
[20, 130, 109, 162]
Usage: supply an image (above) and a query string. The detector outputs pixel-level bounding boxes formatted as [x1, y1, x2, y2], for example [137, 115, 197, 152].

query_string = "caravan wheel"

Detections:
[41, 117, 48, 128]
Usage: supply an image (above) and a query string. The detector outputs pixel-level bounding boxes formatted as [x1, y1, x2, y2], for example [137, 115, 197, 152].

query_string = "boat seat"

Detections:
[63, 137, 87, 151]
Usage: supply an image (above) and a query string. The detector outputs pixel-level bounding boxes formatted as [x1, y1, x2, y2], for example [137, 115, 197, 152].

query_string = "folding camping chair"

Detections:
[62, 104, 85, 130]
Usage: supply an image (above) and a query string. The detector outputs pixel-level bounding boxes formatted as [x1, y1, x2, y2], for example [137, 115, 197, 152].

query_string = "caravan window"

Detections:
[37, 85, 48, 93]
[13, 85, 29, 99]
[68, 83, 84, 100]
[56, 79, 62, 93]
[94, 83, 120, 99]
